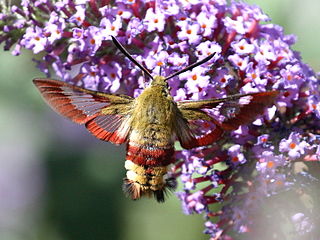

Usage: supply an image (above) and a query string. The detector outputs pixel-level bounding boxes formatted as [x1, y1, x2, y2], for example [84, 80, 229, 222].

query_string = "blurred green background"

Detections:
[0, 1, 319, 240]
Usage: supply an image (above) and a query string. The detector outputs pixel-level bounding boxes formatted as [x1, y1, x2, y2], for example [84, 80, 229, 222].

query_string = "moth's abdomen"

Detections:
[123, 139, 177, 202]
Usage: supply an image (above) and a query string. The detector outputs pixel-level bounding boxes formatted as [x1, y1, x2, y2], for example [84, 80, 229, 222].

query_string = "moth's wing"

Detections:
[209, 91, 279, 131]
[175, 115, 224, 149]
[176, 91, 278, 148]
[33, 78, 134, 144]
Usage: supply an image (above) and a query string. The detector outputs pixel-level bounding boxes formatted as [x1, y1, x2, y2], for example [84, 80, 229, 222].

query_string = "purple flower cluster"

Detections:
[1, 0, 320, 239]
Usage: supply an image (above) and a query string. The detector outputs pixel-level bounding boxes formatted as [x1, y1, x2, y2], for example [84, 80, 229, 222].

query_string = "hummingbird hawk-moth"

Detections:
[33, 36, 278, 202]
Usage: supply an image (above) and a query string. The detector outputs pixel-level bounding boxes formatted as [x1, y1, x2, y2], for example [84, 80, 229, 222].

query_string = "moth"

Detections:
[33, 36, 278, 202]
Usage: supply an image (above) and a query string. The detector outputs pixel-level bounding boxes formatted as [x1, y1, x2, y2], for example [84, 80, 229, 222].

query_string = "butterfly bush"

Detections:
[1, 0, 320, 239]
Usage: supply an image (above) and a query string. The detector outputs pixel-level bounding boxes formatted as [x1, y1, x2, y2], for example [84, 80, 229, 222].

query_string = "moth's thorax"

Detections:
[129, 76, 177, 146]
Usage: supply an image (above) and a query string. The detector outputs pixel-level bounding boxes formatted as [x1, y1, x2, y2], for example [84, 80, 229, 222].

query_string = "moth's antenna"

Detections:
[165, 53, 216, 81]
[159, 66, 163, 76]
[111, 36, 153, 80]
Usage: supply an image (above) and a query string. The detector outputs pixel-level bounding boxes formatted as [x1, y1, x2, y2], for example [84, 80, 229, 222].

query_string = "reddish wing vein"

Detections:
[33, 78, 134, 144]
[176, 116, 224, 149]
[217, 91, 279, 130]
[176, 91, 279, 148]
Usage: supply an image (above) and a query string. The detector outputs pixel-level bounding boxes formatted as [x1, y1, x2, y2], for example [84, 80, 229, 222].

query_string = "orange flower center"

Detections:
[192, 74, 197, 80]
[76, 31, 82, 37]
[283, 91, 290, 97]
[289, 142, 296, 149]
[90, 38, 95, 45]
[232, 156, 239, 162]
[267, 161, 274, 168]
[312, 104, 317, 110]
[276, 180, 283, 186]
[186, 29, 192, 34]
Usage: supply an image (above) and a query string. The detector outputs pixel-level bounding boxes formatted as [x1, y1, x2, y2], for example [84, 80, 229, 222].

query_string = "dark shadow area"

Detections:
[44, 141, 124, 240]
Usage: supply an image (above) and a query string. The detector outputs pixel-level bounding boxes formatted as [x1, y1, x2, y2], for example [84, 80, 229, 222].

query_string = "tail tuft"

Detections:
[122, 178, 143, 200]
[122, 177, 177, 202]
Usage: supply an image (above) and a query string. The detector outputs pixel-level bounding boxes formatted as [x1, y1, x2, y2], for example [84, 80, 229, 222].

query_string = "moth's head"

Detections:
[151, 76, 168, 87]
